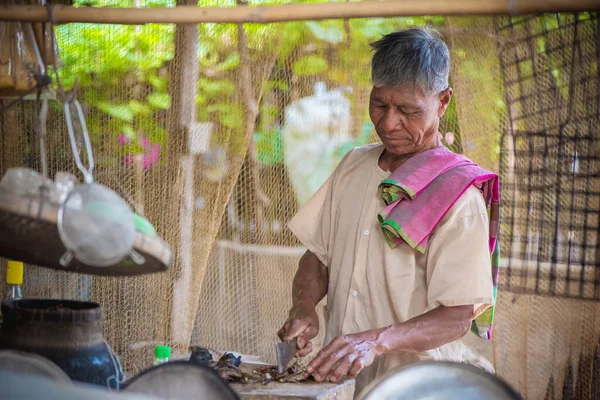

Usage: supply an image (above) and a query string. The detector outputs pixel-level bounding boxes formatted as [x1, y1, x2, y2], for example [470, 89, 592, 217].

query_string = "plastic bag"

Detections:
[0, 0, 60, 93]
[282, 82, 353, 206]
[0, 20, 44, 91]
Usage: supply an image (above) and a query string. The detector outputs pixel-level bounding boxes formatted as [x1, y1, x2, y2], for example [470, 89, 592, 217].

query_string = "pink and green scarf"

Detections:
[378, 146, 500, 340]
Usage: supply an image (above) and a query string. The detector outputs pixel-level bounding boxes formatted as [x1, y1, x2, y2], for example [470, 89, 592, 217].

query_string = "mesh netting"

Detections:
[491, 13, 600, 400]
[1, 5, 600, 399]
[496, 13, 600, 299]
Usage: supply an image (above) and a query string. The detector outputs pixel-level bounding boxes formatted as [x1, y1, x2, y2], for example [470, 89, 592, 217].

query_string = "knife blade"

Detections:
[275, 338, 298, 373]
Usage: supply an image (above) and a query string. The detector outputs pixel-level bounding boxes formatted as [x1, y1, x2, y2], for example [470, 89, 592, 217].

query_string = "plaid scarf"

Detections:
[378, 146, 500, 340]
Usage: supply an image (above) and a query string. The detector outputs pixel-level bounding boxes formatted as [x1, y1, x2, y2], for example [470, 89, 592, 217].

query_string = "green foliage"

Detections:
[292, 55, 329, 76]
[147, 92, 171, 109]
[54, 0, 452, 165]
[305, 21, 345, 44]
[54, 0, 175, 155]
[97, 102, 135, 122]
[255, 129, 283, 166]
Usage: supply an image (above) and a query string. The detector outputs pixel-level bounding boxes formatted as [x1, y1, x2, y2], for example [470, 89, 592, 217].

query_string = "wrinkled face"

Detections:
[369, 86, 452, 156]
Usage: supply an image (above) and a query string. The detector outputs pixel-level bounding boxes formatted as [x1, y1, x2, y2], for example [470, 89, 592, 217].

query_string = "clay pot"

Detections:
[0, 299, 123, 389]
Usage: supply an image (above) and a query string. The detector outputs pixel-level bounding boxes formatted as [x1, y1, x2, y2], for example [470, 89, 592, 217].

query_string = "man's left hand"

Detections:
[307, 329, 387, 383]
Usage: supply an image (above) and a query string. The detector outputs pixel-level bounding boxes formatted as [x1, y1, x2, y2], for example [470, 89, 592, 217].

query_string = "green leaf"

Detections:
[148, 75, 167, 91]
[206, 104, 231, 113]
[537, 37, 547, 53]
[215, 53, 240, 72]
[305, 21, 345, 44]
[122, 124, 135, 136]
[265, 80, 289, 91]
[200, 79, 236, 96]
[97, 102, 134, 122]
[147, 92, 171, 110]
[292, 55, 329, 76]
[129, 100, 153, 116]
[221, 107, 243, 130]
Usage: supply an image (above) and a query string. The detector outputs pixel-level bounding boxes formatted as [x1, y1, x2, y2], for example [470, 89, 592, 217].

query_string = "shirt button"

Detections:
[363, 230, 369, 236]
[351, 290, 358, 297]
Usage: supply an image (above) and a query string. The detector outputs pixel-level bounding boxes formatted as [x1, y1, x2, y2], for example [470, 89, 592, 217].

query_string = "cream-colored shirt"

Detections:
[288, 143, 494, 395]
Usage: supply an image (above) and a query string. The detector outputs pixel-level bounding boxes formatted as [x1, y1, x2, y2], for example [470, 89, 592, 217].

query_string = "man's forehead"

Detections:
[370, 87, 429, 107]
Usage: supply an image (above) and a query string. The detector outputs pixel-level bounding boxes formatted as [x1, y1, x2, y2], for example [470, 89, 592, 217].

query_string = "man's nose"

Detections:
[380, 109, 402, 132]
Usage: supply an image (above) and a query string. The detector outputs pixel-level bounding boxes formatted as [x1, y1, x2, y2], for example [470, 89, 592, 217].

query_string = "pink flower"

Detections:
[142, 144, 161, 170]
[122, 141, 161, 171]
[117, 134, 131, 145]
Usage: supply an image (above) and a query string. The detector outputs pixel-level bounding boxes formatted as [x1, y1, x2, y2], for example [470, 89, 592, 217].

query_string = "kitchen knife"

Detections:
[275, 338, 298, 373]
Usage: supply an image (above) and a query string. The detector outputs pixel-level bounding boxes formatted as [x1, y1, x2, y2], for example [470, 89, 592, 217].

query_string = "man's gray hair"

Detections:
[370, 27, 450, 95]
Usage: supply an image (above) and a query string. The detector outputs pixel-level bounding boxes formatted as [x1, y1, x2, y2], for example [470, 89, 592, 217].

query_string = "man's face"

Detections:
[369, 86, 452, 156]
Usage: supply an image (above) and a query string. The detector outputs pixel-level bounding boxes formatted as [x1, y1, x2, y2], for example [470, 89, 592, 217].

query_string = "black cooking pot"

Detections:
[0, 299, 123, 389]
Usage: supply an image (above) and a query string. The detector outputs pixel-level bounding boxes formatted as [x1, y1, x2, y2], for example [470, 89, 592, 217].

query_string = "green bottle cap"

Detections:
[154, 345, 171, 359]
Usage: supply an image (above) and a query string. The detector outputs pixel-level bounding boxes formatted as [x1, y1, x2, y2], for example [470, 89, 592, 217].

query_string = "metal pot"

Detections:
[0, 299, 123, 389]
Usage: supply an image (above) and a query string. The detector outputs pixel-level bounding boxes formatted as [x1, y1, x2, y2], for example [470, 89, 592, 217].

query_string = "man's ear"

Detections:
[438, 88, 453, 118]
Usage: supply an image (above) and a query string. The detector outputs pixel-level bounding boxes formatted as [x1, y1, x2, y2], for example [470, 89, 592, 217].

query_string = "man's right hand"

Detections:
[277, 304, 319, 358]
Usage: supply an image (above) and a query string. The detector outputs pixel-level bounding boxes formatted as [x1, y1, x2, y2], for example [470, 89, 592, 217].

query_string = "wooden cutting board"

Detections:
[230, 363, 355, 400]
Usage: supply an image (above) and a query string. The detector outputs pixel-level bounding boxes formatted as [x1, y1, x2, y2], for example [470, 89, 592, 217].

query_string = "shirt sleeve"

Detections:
[425, 187, 494, 318]
[287, 150, 353, 267]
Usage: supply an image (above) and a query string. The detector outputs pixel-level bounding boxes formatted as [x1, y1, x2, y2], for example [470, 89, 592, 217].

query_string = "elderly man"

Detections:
[278, 27, 499, 395]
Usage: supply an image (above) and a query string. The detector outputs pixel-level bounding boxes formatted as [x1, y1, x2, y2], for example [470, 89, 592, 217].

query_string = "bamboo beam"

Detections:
[1, 0, 599, 25]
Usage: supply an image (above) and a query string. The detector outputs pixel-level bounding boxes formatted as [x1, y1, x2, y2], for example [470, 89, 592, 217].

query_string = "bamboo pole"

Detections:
[1, 0, 599, 25]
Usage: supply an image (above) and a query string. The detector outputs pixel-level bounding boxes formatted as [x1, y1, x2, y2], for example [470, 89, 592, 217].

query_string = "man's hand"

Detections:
[307, 329, 387, 383]
[278, 304, 320, 357]
[306, 305, 474, 383]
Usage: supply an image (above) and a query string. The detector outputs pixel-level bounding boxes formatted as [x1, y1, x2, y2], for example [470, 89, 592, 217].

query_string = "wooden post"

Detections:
[166, 0, 199, 346]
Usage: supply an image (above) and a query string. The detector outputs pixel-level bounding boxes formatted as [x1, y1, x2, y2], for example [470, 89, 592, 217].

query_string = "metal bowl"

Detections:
[125, 361, 239, 400]
[357, 361, 522, 400]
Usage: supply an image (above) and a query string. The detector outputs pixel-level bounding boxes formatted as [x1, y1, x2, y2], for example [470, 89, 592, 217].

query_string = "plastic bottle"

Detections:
[154, 345, 171, 365]
[3, 261, 23, 303]
[0, 260, 24, 329]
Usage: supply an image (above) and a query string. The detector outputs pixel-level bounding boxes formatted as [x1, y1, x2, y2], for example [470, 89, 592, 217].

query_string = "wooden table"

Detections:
[230, 364, 355, 400]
